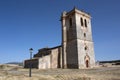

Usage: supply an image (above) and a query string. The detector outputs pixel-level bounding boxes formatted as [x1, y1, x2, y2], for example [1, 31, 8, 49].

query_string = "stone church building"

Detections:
[24, 8, 95, 69]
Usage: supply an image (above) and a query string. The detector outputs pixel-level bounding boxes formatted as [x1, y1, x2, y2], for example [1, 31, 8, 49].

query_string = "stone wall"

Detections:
[38, 46, 62, 69]
[38, 55, 50, 69]
[24, 46, 62, 69]
[24, 58, 38, 68]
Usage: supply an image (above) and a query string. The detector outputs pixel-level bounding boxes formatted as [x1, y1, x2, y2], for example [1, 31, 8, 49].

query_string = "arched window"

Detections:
[84, 19, 87, 27]
[80, 18, 83, 26]
[69, 18, 72, 27]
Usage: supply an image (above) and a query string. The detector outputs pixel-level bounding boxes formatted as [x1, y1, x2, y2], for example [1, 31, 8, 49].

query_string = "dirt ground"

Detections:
[0, 64, 120, 80]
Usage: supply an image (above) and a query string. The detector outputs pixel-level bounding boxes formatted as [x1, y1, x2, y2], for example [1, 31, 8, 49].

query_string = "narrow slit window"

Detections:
[81, 18, 83, 26]
[69, 18, 72, 27]
[84, 33, 86, 37]
[85, 46, 88, 50]
[85, 19, 87, 27]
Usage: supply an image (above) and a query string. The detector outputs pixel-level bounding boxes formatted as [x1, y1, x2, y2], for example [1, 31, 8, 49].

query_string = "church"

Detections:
[24, 7, 95, 69]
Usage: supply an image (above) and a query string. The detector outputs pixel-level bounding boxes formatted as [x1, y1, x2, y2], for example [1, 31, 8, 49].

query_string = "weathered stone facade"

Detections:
[24, 7, 95, 69]
[24, 46, 62, 69]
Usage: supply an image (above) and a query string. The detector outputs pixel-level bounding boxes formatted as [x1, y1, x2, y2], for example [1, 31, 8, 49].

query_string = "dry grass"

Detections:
[0, 64, 120, 80]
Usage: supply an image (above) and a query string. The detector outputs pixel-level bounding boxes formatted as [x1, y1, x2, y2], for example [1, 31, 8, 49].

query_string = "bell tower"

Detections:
[61, 7, 95, 68]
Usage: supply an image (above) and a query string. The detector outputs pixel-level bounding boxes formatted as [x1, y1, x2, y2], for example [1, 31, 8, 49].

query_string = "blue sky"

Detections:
[0, 0, 120, 63]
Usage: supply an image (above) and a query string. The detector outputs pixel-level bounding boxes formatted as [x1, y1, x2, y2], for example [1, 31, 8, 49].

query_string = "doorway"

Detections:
[86, 60, 89, 68]
[84, 55, 90, 68]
